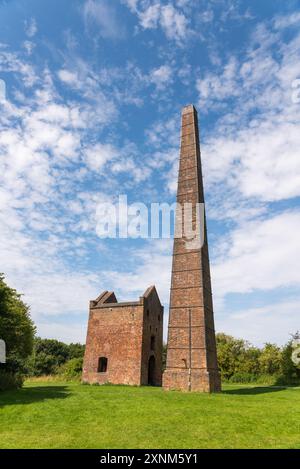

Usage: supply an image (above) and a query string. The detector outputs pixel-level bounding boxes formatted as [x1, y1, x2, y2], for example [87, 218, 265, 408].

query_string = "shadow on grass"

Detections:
[223, 386, 286, 395]
[0, 386, 69, 407]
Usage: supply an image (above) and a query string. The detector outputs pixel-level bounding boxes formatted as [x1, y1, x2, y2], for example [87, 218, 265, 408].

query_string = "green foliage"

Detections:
[216, 332, 300, 384]
[26, 338, 85, 376]
[0, 370, 23, 391]
[216, 333, 261, 379]
[67, 343, 85, 360]
[280, 337, 300, 383]
[0, 274, 35, 389]
[229, 372, 258, 383]
[259, 343, 282, 375]
[26, 351, 59, 376]
[254, 374, 281, 385]
[57, 357, 83, 379]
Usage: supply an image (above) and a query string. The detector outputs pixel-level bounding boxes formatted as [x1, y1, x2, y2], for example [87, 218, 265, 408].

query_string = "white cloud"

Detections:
[216, 299, 300, 347]
[126, 1, 189, 42]
[212, 211, 300, 299]
[57, 69, 78, 85]
[37, 321, 87, 344]
[24, 18, 37, 38]
[139, 3, 160, 29]
[122, 0, 139, 13]
[83, 0, 126, 39]
[196, 57, 239, 105]
[202, 119, 300, 203]
[159, 3, 188, 41]
[0, 46, 38, 87]
[274, 11, 300, 30]
[84, 143, 119, 171]
[105, 240, 172, 304]
[197, 15, 300, 204]
[150, 64, 173, 89]
[22, 40, 35, 55]
[210, 209, 300, 345]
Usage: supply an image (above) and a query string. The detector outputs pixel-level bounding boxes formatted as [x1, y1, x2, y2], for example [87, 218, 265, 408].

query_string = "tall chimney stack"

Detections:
[163, 105, 221, 392]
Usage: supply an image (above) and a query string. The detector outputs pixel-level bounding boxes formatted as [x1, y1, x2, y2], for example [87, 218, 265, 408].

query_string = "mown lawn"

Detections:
[0, 381, 300, 449]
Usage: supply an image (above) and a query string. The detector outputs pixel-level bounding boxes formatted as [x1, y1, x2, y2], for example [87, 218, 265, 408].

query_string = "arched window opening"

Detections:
[150, 335, 156, 351]
[98, 356, 108, 373]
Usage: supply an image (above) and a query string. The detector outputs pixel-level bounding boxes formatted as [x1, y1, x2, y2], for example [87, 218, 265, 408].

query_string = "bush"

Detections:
[254, 374, 280, 385]
[57, 357, 83, 380]
[229, 372, 258, 383]
[228, 373, 283, 385]
[275, 374, 300, 386]
[0, 371, 23, 391]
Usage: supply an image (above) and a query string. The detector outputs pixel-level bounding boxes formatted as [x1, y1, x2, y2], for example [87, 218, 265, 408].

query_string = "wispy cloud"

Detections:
[124, 0, 189, 42]
[83, 0, 126, 39]
[24, 17, 37, 38]
[196, 12, 300, 205]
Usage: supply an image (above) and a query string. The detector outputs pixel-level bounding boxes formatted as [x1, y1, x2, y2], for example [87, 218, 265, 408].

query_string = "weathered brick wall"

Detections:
[82, 304, 144, 385]
[140, 288, 164, 386]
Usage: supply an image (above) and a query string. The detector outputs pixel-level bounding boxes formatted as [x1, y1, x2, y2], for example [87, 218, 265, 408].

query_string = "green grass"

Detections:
[0, 380, 300, 448]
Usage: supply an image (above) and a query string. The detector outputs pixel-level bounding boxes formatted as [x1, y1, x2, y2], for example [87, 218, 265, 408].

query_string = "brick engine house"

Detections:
[82, 286, 163, 386]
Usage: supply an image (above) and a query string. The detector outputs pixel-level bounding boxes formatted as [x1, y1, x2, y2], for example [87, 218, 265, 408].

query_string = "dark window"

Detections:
[147, 309, 150, 318]
[158, 314, 160, 322]
[150, 335, 156, 351]
[98, 357, 108, 373]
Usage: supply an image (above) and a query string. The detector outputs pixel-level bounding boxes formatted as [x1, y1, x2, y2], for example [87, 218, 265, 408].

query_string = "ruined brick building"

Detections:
[82, 104, 220, 392]
[82, 286, 163, 386]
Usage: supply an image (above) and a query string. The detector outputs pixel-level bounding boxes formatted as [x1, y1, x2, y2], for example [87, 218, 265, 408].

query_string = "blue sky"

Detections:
[0, 0, 300, 346]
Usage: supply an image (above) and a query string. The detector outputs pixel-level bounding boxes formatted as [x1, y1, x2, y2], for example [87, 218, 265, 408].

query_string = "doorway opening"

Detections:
[148, 355, 156, 385]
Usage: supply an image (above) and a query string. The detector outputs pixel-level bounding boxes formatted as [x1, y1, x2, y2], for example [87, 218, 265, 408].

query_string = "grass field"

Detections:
[0, 380, 300, 449]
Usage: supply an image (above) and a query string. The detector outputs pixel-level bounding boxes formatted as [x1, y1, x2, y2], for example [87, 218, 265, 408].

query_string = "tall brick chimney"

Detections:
[163, 105, 221, 392]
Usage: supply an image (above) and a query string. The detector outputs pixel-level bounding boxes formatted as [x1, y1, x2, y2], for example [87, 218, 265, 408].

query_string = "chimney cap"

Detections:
[181, 104, 196, 115]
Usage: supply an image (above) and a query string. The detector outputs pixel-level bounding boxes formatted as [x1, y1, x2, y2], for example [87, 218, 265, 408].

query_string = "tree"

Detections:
[26, 338, 85, 376]
[28, 338, 69, 375]
[216, 333, 261, 379]
[258, 343, 282, 375]
[280, 333, 300, 383]
[0, 273, 35, 376]
[68, 343, 85, 360]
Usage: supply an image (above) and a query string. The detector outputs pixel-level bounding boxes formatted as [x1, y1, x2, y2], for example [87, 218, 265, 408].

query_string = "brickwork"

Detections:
[163, 105, 221, 392]
[82, 286, 163, 386]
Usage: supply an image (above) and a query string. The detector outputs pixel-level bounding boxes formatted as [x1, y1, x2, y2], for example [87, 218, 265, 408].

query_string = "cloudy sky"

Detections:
[0, 0, 300, 346]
